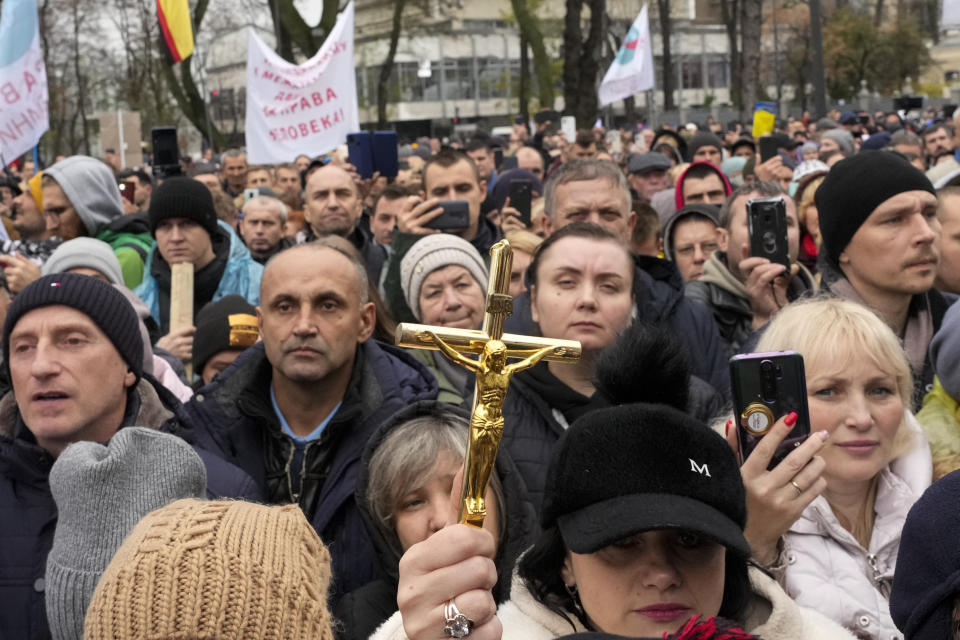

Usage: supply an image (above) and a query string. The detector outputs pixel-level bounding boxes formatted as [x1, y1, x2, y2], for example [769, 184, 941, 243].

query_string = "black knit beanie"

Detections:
[192, 295, 258, 372]
[815, 152, 935, 265]
[686, 132, 724, 162]
[3, 273, 144, 382]
[148, 176, 219, 238]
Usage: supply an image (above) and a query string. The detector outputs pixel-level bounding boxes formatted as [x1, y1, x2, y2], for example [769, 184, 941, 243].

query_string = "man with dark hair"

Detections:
[370, 183, 408, 248]
[630, 200, 661, 256]
[384, 150, 503, 321]
[465, 136, 496, 186]
[935, 186, 960, 294]
[816, 152, 947, 409]
[570, 129, 598, 159]
[675, 161, 733, 208]
[182, 239, 438, 603]
[684, 182, 815, 355]
[923, 123, 955, 168]
[117, 168, 154, 213]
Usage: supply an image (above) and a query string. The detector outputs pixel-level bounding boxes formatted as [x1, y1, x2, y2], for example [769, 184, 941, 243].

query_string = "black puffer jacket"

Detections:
[507, 253, 730, 396]
[334, 401, 537, 640]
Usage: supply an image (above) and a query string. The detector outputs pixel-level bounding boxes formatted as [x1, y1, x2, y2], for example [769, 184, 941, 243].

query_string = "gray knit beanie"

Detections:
[45, 427, 206, 640]
[400, 234, 489, 319]
[41, 237, 125, 286]
[821, 129, 856, 157]
[43, 156, 123, 236]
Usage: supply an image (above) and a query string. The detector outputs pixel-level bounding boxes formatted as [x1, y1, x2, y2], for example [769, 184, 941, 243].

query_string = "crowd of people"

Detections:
[3, 105, 960, 640]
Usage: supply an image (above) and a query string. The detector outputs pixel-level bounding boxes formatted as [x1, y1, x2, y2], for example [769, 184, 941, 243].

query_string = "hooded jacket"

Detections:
[135, 220, 263, 330]
[0, 375, 260, 640]
[179, 340, 439, 603]
[43, 157, 154, 288]
[334, 402, 537, 640]
[369, 566, 856, 640]
[506, 253, 730, 396]
[674, 161, 733, 211]
[915, 378, 960, 478]
[684, 251, 816, 357]
[782, 413, 932, 640]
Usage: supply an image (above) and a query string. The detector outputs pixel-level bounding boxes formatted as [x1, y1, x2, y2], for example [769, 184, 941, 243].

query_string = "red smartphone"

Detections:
[120, 180, 136, 204]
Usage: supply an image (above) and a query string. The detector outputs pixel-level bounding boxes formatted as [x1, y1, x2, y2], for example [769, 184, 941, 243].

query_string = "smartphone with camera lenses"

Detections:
[747, 197, 790, 270]
[730, 351, 811, 468]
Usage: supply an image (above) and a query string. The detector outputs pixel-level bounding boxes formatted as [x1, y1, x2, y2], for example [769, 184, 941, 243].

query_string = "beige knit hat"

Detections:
[83, 499, 334, 640]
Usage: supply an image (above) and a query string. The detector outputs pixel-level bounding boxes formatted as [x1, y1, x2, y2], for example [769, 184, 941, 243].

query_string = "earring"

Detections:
[564, 583, 585, 617]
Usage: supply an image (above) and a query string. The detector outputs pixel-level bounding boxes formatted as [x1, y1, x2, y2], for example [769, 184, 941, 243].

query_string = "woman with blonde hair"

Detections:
[737, 297, 931, 640]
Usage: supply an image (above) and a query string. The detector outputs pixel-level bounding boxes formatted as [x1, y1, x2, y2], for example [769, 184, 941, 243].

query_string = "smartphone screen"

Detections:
[120, 180, 137, 204]
[730, 351, 811, 467]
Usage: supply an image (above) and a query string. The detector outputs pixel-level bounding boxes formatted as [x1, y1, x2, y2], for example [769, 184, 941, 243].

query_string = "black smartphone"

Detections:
[730, 351, 811, 468]
[494, 148, 504, 170]
[500, 155, 518, 171]
[347, 131, 374, 179]
[758, 136, 779, 163]
[747, 197, 790, 270]
[508, 179, 532, 226]
[425, 200, 470, 231]
[373, 131, 398, 178]
[151, 126, 181, 179]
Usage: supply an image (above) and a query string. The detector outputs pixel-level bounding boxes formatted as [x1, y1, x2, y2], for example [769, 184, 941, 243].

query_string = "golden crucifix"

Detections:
[396, 239, 581, 527]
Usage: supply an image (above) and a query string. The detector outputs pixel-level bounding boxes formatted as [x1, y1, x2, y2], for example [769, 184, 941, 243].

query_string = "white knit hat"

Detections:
[400, 234, 489, 319]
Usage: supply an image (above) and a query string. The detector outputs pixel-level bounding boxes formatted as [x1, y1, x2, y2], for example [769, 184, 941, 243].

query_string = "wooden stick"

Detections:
[170, 263, 194, 381]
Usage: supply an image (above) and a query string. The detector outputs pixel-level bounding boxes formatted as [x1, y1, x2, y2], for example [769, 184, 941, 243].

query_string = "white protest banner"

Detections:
[598, 4, 655, 107]
[0, 0, 49, 163]
[945, 0, 960, 28]
[245, 1, 358, 164]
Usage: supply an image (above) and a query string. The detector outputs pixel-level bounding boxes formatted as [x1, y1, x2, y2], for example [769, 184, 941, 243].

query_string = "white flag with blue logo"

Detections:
[598, 4, 655, 107]
[0, 0, 48, 163]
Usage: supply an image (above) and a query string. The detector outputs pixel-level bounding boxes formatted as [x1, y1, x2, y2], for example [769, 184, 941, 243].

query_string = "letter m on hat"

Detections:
[689, 459, 711, 477]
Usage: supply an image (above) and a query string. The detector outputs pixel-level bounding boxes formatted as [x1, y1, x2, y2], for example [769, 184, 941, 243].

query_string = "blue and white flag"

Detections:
[599, 4, 655, 107]
[0, 0, 48, 163]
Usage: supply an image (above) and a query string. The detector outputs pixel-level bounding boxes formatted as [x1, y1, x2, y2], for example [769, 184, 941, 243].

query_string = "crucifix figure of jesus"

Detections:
[396, 240, 581, 527]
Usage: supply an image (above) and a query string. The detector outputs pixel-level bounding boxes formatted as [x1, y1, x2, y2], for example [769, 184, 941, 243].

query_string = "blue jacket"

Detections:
[134, 221, 263, 326]
[180, 340, 439, 603]
[0, 375, 261, 640]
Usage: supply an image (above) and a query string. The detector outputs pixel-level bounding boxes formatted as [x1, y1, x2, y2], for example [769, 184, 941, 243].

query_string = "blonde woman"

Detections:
[737, 297, 932, 640]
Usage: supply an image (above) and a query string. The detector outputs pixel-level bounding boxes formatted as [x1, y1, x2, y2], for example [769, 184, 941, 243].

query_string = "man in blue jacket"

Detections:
[181, 238, 439, 603]
[0, 273, 257, 640]
[135, 177, 263, 366]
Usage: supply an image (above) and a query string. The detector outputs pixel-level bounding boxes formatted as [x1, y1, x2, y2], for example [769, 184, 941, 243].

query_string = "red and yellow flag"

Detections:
[157, 0, 194, 63]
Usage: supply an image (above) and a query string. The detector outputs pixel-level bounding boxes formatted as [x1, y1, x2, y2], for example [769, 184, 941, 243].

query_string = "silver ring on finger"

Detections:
[790, 480, 804, 497]
[443, 599, 475, 638]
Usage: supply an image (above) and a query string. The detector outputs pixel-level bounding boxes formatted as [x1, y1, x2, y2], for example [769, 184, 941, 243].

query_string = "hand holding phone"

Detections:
[507, 180, 532, 227]
[728, 351, 828, 563]
[424, 200, 470, 231]
[747, 197, 790, 270]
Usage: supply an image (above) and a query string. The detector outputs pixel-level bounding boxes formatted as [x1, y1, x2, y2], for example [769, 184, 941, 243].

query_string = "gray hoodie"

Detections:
[43, 156, 123, 236]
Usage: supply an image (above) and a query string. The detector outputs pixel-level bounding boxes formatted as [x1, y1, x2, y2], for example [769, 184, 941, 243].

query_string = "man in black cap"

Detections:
[192, 294, 258, 386]
[0, 273, 255, 639]
[687, 132, 724, 165]
[816, 151, 946, 410]
[135, 176, 263, 365]
[626, 152, 671, 201]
